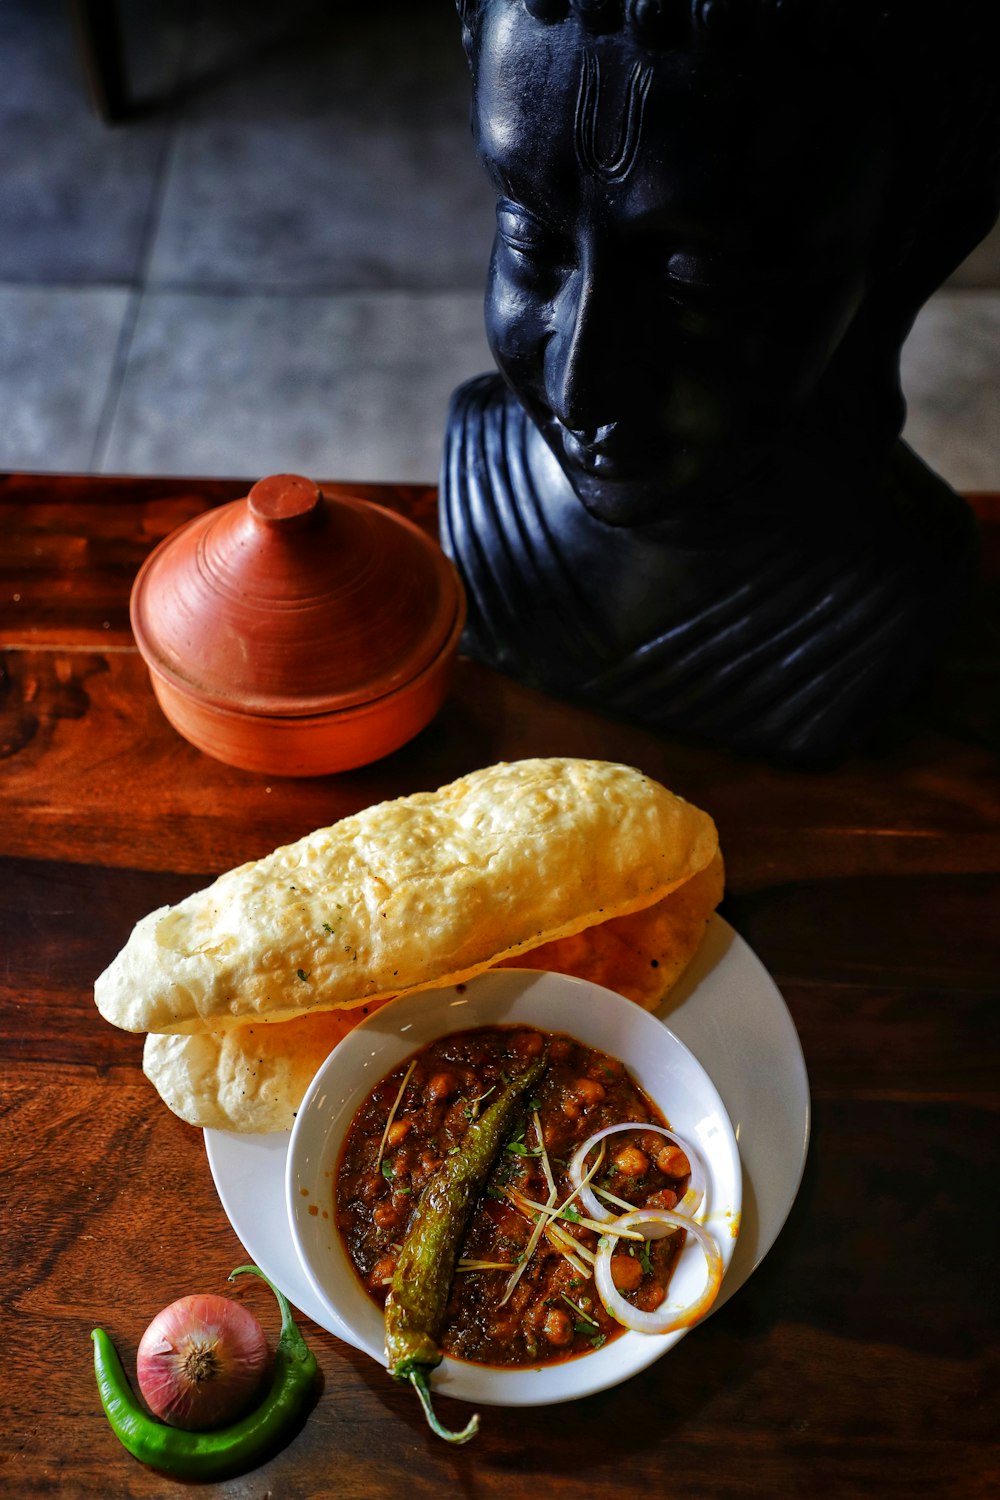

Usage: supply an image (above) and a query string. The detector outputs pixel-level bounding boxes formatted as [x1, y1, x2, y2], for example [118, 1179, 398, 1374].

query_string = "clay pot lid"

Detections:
[130, 474, 463, 717]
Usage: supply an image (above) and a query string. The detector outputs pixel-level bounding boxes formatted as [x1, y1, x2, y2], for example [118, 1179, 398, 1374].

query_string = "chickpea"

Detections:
[646, 1187, 678, 1211]
[548, 1038, 571, 1061]
[573, 1077, 606, 1108]
[656, 1143, 691, 1178]
[542, 1306, 575, 1347]
[610, 1253, 644, 1292]
[594, 1056, 624, 1080]
[636, 1281, 666, 1312]
[368, 1253, 397, 1289]
[614, 1144, 650, 1178]
[386, 1118, 411, 1147]
[359, 1172, 386, 1205]
[373, 1199, 401, 1230]
[561, 1095, 581, 1121]
[513, 1029, 545, 1057]
[391, 1147, 414, 1178]
[426, 1071, 456, 1102]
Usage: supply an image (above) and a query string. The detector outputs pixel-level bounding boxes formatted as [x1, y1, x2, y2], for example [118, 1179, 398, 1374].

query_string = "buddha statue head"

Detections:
[455, 0, 999, 528]
[441, 0, 998, 760]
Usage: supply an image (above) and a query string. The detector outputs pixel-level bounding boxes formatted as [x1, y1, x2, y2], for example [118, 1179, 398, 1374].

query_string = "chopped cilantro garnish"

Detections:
[560, 1292, 599, 1328]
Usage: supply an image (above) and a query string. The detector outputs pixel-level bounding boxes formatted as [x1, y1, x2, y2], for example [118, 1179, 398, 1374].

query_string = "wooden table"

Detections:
[2, 473, 998, 1498]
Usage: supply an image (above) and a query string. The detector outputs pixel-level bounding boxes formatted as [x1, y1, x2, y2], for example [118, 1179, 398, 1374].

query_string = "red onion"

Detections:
[136, 1293, 270, 1431]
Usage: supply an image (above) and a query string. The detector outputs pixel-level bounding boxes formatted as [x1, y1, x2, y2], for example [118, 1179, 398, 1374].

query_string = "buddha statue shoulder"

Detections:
[439, 0, 1000, 762]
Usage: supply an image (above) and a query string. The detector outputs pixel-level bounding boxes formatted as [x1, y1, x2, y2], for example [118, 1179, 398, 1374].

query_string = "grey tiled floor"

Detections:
[1, 0, 997, 488]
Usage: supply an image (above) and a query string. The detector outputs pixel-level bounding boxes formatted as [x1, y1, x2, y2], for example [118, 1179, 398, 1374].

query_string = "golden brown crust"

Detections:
[142, 1000, 396, 1134]
[96, 758, 718, 1036]
[141, 854, 725, 1132]
[500, 850, 725, 1010]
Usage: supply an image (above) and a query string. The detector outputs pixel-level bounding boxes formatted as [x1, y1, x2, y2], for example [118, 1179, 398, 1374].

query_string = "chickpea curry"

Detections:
[336, 1025, 696, 1368]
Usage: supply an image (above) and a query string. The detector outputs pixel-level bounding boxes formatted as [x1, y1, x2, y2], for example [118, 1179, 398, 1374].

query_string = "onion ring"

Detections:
[594, 1209, 723, 1335]
[568, 1123, 706, 1223]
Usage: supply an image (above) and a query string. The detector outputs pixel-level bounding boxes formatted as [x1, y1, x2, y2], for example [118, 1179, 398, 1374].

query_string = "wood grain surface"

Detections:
[1, 474, 997, 1499]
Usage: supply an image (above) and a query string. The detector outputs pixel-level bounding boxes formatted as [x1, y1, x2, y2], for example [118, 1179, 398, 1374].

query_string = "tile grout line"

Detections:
[87, 6, 199, 474]
[86, 288, 142, 473]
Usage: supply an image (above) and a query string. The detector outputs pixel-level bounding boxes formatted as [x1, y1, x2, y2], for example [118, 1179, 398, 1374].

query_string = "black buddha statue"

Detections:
[440, 0, 1000, 761]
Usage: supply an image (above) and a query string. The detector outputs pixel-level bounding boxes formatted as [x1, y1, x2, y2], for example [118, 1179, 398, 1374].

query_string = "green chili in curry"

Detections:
[384, 1051, 547, 1442]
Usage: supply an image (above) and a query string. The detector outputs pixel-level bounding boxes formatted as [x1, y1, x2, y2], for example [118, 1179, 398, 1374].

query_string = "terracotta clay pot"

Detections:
[130, 474, 466, 775]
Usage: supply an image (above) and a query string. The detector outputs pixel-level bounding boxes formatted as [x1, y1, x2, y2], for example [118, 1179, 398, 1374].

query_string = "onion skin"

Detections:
[136, 1294, 270, 1431]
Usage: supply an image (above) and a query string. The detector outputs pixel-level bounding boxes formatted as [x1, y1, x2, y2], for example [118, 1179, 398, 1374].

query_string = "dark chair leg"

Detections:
[66, 0, 129, 124]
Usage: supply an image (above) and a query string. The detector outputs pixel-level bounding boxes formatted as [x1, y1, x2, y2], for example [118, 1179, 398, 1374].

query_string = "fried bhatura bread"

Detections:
[96, 759, 719, 1038]
[497, 849, 725, 1009]
[142, 853, 725, 1132]
[142, 1000, 397, 1134]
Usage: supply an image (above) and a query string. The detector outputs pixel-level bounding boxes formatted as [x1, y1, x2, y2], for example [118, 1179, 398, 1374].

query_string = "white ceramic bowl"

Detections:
[285, 967, 742, 1407]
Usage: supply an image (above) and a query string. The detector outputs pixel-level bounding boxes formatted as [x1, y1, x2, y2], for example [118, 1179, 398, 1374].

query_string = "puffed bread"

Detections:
[96, 758, 719, 1038]
[498, 849, 725, 1008]
[142, 1001, 396, 1134]
[141, 852, 724, 1132]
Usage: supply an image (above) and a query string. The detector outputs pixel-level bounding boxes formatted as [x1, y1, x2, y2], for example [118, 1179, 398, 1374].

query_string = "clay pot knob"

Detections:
[248, 473, 322, 529]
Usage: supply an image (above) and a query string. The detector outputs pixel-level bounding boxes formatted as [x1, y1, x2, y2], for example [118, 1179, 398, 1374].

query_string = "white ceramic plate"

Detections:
[205, 915, 809, 1357]
[284, 968, 741, 1406]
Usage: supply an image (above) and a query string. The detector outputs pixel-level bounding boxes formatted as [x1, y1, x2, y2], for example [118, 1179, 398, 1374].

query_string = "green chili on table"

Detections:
[92, 1264, 317, 1479]
[384, 1052, 548, 1443]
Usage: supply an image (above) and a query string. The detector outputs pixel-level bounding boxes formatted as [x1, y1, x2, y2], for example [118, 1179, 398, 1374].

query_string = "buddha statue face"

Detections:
[466, 1, 900, 526]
